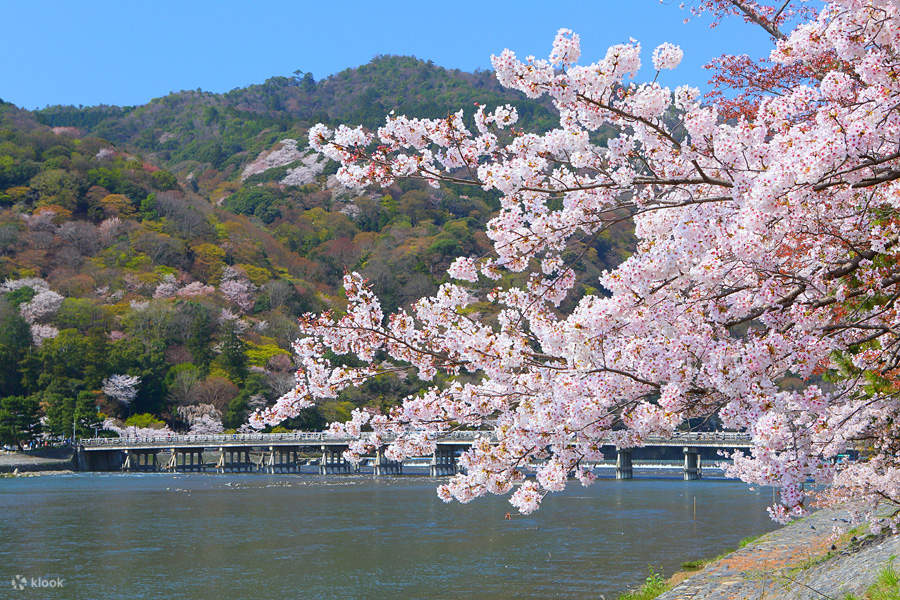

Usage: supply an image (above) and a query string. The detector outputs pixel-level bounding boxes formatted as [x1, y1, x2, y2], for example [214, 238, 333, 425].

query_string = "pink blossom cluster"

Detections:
[280, 152, 327, 186]
[2, 278, 63, 344]
[98, 217, 124, 244]
[30, 324, 59, 346]
[18, 289, 64, 323]
[102, 418, 171, 438]
[260, 1, 900, 526]
[152, 274, 215, 299]
[102, 374, 141, 406]
[240, 139, 304, 181]
[177, 404, 224, 434]
[651, 42, 684, 70]
[550, 28, 581, 67]
[219, 266, 257, 313]
[152, 274, 180, 299]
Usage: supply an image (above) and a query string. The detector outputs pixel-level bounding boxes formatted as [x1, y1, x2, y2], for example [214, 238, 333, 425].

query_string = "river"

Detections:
[0, 473, 778, 599]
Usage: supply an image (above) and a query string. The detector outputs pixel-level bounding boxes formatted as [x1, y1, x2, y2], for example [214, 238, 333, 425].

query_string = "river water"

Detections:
[0, 473, 778, 599]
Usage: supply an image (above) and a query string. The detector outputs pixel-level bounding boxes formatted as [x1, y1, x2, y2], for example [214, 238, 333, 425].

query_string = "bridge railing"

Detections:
[80, 431, 352, 447]
[666, 431, 751, 442]
[79, 430, 752, 449]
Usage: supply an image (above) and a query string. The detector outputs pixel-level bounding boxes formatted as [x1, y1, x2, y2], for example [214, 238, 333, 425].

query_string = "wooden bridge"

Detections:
[76, 431, 753, 480]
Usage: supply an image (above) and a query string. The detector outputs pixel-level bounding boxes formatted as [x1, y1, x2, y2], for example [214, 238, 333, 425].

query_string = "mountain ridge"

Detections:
[0, 55, 632, 444]
[33, 55, 559, 177]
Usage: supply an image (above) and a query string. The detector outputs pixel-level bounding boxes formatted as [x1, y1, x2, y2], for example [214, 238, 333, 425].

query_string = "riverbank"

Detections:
[0, 448, 74, 474]
[638, 504, 900, 600]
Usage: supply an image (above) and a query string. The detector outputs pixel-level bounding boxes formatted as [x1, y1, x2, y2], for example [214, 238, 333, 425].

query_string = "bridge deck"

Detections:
[80, 431, 752, 451]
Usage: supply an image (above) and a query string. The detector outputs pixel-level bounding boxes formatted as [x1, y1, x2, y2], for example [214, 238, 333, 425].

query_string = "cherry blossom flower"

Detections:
[102, 374, 141, 406]
[652, 42, 684, 70]
[253, 1, 900, 527]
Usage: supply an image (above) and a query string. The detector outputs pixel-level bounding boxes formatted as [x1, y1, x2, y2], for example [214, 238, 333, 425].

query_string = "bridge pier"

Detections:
[430, 446, 458, 477]
[219, 448, 252, 472]
[75, 446, 89, 471]
[122, 449, 159, 472]
[259, 447, 273, 473]
[683, 447, 702, 480]
[320, 445, 351, 474]
[260, 446, 300, 474]
[616, 448, 633, 480]
[373, 446, 402, 476]
[178, 449, 189, 472]
[168, 448, 206, 472]
[77, 431, 753, 475]
[269, 446, 299, 473]
[163, 449, 176, 471]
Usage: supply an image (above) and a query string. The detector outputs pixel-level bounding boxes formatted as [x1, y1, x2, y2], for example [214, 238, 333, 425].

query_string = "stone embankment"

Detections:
[658, 505, 899, 600]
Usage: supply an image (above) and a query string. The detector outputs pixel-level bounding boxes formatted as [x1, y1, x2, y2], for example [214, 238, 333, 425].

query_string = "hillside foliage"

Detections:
[0, 58, 632, 444]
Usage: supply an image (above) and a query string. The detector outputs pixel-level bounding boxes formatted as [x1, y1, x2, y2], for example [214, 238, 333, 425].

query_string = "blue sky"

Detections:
[1, 1, 774, 109]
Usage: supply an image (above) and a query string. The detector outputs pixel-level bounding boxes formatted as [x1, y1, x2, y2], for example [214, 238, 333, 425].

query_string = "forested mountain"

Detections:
[33, 56, 559, 178]
[0, 56, 631, 446]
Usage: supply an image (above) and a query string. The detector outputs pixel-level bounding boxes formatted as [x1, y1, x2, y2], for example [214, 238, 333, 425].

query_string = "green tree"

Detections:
[280, 407, 327, 432]
[140, 192, 158, 220]
[183, 302, 215, 372]
[222, 371, 269, 429]
[30, 168, 83, 210]
[108, 338, 168, 416]
[54, 298, 111, 333]
[223, 186, 281, 224]
[220, 327, 248, 384]
[0, 301, 31, 396]
[124, 413, 165, 429]
[21, 329, 109, 394]
[151, 170, 178, 190]
[43, 391, 101, 439]
[0, 395, 41, 449]
[222, 394, 249, 430]
[3, 286, 36, 307]
[0, 154, 40, 188]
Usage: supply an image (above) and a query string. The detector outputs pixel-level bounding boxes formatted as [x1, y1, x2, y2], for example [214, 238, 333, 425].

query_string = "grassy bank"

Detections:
[616, 534, 763, 600]
[845, 559, 899, 600]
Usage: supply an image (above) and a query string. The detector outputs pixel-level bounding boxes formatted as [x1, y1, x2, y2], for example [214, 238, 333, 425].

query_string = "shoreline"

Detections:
[639, 504, 900, 600]
[1, 469, 76, 478]
[0, 448, 76, 474]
